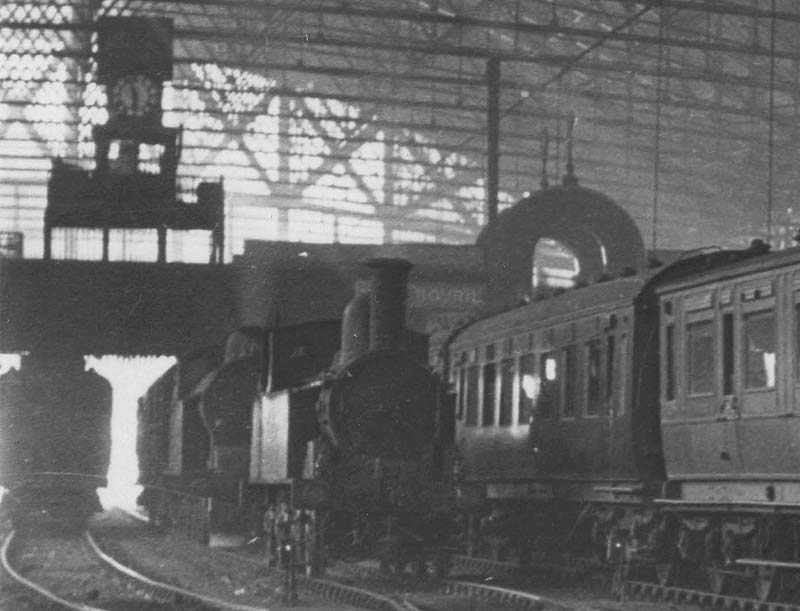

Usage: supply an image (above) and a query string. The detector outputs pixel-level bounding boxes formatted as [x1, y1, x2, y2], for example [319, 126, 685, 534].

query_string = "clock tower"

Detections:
[44, 16, 224, 264]
[97, 16, 172, 128]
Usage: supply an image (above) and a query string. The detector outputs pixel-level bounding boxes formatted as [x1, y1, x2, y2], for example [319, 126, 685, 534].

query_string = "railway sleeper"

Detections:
[626, 580, 800, 611]
[443, 579, 550, 611]
[299, 576, 405, 611]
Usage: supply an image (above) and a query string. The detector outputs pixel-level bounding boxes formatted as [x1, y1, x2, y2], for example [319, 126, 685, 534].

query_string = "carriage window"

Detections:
[457, 367, 466, 419]
[482, 362, 496, 426]
[618, 334, 628, 414]
[687, 320, 714, 395]
[563, 345, 577, 418]
[723, 313, 734, 395]
[586, 340, 602, 415]
[744, 310, 776, 389]
[538, 351, 559, 419]
[499, 358, 515, 425]
[665, 324, 675, 401]
[465, 365, 479, 426]
[518, 353, 536, 424]
[605, 335, 616, 403]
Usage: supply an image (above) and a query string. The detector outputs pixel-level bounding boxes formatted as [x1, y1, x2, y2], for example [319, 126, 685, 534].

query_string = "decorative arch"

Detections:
[478, 183, 646, 312]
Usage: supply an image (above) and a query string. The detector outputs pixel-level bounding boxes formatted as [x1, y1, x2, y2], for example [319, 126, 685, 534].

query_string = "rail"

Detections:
[624, 579, 800, 611]
[1, 530, 106, 611]
[85, 530, 270, 611]
[300, 576, 406, 611]
[443, 578, 578, 611]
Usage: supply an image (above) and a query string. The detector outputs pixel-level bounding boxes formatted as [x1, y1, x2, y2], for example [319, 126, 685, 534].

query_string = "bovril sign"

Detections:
[353, 280, 485, 310]
[407, 283, 484, 309]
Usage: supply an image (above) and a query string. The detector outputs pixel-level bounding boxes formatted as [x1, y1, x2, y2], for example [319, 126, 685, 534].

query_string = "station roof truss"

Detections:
[3, 0, 800, 260]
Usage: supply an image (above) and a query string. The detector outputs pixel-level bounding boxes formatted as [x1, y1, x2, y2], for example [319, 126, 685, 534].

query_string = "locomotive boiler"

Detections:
[0, 352, 112, 527]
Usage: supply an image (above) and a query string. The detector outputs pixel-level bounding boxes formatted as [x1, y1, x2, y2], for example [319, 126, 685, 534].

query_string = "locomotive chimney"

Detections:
[339, 289, 370, 366]
[366, 257, 413, 353]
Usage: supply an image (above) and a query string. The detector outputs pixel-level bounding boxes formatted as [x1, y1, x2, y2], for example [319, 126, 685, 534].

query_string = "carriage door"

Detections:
[683, 289, 741, 475]
[736, 278, 780, 477]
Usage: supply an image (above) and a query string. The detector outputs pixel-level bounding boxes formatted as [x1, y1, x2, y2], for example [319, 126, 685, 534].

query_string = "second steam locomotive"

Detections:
[0, 353, 112, 527]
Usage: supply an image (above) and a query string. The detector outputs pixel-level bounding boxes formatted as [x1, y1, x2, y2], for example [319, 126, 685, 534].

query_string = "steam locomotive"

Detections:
[136, 258, 453, 572]
[0, 353, 112, 528]
[445, 170, 800, 602]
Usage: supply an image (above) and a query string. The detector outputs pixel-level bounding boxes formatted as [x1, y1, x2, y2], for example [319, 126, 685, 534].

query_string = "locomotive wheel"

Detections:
[655, 562, 674, 586]
[754, 565, 777, 601]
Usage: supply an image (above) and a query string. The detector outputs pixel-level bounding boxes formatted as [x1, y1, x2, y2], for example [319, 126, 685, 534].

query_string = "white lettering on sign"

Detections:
[352, 280, 485, 310]
[408, 283, 484, 308]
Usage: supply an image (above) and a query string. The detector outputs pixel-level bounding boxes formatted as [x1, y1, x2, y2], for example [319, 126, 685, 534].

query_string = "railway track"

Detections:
[321, 559, 596, 611]
[208, 545, 588, 611]
[449, 552, 800, 611]
[623, 579, 800, 611]
[81, 509, 599, 611]
[296, 572, 575, 611]
[0, 527, 271, 611]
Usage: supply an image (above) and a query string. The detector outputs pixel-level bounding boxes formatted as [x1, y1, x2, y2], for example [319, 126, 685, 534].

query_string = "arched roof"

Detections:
[3, 2, 800, 259]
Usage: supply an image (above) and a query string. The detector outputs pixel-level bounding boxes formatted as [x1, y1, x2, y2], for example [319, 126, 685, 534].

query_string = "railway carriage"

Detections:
[450, 228, 800, 602]
[447, 275, 662, 562]
[633, 244, 800, 599]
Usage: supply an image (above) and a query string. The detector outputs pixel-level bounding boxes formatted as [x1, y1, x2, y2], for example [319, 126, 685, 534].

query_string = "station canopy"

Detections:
[2, 0, 800, 261]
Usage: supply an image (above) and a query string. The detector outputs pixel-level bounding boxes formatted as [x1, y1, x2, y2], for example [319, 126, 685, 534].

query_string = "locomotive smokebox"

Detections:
[366, 258, 413, 353]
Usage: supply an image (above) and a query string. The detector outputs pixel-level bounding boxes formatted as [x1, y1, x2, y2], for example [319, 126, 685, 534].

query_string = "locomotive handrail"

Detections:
[443, 578, 576, 611]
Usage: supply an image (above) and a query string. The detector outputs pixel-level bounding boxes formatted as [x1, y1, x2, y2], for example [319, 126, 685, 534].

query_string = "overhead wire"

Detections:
[766, 0, 777, 244]
[410, 1, 660, 191]
[651, 7, 666, 254]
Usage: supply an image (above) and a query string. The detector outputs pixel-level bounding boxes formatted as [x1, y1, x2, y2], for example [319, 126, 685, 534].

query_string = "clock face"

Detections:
[110, 75, 160, 119]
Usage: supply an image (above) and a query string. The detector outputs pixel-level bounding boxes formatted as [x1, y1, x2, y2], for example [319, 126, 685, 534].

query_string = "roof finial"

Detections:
[540, 128, 550, 188]
[563, 113, 578, 186]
